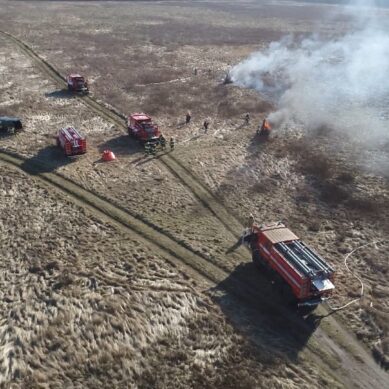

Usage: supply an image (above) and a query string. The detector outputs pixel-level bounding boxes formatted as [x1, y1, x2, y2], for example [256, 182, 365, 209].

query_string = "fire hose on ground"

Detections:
[326, 239, 388, 312]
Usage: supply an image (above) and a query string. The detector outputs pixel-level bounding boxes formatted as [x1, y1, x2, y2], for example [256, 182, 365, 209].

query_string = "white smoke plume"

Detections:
[231, 1, 389, 146]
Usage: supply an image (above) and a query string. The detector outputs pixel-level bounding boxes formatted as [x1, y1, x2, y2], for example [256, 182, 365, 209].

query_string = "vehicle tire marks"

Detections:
[0, 150, 226, 287]
[0, 30, 244, 242]
[0, 149, 313, 344]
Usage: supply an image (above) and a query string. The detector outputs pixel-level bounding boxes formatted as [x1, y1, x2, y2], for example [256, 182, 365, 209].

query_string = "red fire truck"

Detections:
[127, 113, 161, 143]
[67, 74, 89, 94]
[245, 222, 335, 306]
[56, 126, 87, 156]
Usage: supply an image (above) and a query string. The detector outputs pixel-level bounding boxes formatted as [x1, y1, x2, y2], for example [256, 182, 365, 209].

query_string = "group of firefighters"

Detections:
[144, 134, 174, 156]
[144, 113, 271, 156]
[189, 111, 271, 135]
[186, 112, 210, 133]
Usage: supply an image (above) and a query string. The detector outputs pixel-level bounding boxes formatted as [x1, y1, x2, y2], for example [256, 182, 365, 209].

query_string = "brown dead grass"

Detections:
[0, 163, 333, 388]
[172, 116, 389, 365]
[0, 1, 286, 118]
[287, 139, 388, 215]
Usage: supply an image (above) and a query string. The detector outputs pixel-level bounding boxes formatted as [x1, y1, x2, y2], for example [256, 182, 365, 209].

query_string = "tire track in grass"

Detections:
[0, 150, 226, 287]
[0, 30, 244, 241]
[0, 148, 307, 358]
[1, 148, 384, 389]
[0, 148, 292, 331]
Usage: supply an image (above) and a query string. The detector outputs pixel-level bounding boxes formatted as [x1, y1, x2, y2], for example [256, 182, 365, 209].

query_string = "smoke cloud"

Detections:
[231, 1, 389, 146]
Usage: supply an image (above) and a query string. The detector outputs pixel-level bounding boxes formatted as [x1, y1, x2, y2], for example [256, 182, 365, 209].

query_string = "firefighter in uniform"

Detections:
[247, 213, 255, 231]
[150, 142, 157, 156]
[203, 120, 209, 134]
[170, 137, 175, 151]
[159, 135, 167, 151]
[144, 141, 151, 155]
[242, 213, 256, 247]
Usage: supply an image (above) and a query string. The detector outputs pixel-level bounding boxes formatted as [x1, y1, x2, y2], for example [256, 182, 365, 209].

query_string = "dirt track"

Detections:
[0, 30, 244, 242]
[1, 1, 389, 387]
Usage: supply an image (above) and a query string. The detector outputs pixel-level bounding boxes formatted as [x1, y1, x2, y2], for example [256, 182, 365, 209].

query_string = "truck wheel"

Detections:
[297, 303, 317, 315]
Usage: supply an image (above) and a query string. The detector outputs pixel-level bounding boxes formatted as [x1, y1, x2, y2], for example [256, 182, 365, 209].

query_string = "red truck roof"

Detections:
[69, 74, 84, 79]
[60, 127, 85, 142]
[260, 224, 299, 244]
[256, 223, 333, 276]
[130, 113, 151, 121]
[251, 223, 335, 302]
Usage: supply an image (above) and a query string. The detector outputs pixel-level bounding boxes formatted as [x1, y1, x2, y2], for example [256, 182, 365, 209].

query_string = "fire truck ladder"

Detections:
[292, 241, 333, 275]
[275, 241, 316, 277]
[276, 240, 333, 279]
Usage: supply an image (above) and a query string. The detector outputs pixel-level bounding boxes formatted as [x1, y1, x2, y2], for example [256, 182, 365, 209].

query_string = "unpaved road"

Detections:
[0, 30, 244, 240]
[1, 27, 389, 388]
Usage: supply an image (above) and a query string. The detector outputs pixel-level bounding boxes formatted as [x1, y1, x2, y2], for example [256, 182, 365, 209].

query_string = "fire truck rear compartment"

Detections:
[274, 241, 334, 292]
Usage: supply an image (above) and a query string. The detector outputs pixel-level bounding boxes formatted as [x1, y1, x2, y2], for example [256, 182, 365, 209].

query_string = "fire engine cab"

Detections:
[127, 113, 161, 143]
[67, 74, 89, 94]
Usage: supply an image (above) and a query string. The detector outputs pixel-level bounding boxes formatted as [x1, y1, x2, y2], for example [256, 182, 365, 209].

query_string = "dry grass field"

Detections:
[177, 119, 389, 365]
[1, 0, 389, 387]
[1, 162, 338, 388]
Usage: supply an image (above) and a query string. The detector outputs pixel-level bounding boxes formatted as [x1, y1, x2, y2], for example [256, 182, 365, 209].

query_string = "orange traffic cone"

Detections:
[102, 150, 116, 162]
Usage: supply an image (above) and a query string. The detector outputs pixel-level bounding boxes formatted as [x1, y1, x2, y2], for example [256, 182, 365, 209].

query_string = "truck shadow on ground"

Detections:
[21, 145, 73, 174]
[98, 135, 141, 157]
[45, 89, 74, 99]
[44, 89, 74, 99]
[211, 260, 321, 362]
